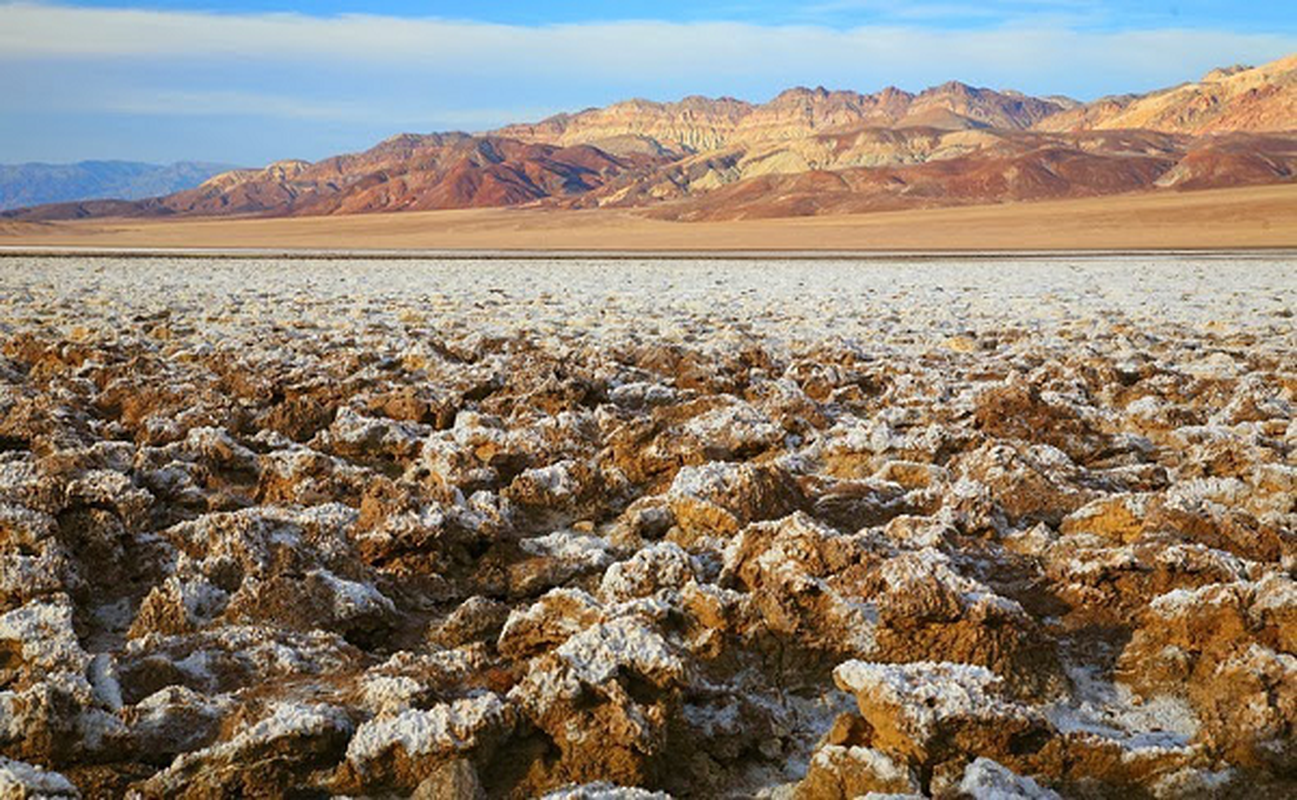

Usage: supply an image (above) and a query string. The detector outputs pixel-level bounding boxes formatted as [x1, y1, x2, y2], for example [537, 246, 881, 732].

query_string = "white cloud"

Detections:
[0, 2, 1292, 97]
[0, 1, 1293, 163]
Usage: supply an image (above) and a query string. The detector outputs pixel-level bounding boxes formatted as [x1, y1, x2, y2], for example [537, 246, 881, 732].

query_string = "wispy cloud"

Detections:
[0, 2, 1293, 163]
[2, 2, 1292, 85]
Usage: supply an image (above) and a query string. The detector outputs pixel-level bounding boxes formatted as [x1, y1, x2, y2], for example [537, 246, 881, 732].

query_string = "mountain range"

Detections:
[5, 53, 1294, 223]
[0, 161, 237, 212]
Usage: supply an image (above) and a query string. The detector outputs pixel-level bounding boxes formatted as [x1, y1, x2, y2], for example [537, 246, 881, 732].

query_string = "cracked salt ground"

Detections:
[1044, 663, 1199, 753]
[0, 254, 1292, 797]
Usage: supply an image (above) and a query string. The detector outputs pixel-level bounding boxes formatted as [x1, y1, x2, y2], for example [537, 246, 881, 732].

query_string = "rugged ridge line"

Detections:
[4, 54, 1294, 223]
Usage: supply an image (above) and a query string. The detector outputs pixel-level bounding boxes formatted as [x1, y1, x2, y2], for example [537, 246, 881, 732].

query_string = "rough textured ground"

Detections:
[0, 255, 1293, 799]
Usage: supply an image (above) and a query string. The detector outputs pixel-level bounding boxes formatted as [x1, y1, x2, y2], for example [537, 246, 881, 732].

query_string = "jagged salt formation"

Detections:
[0, 255, 1291, 798]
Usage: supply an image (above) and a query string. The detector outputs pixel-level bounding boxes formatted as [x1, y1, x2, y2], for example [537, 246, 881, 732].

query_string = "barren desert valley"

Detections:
[0, 3, 1296, 798]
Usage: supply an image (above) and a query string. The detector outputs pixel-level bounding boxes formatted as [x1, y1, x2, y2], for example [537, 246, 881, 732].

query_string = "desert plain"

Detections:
[2, 3, 1296, 797]
[2, 184, 1296, 253]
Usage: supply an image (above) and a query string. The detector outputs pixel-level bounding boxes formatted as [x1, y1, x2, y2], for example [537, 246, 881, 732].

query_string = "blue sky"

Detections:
[44, 1, 1297, 32]
[2, 1, 1294, 165]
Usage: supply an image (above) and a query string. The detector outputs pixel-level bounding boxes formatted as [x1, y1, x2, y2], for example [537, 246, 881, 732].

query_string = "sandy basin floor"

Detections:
[3, 184, 1297, 251]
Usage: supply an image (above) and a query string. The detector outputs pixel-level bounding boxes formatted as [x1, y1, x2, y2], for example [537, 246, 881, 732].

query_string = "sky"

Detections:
[1, 1, 1294, 166]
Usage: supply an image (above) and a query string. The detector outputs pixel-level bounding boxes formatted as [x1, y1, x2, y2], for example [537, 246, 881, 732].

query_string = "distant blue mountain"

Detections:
[0, 160, 238, 211]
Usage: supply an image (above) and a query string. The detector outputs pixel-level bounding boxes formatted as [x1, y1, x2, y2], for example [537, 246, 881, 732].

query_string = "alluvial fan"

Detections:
[0, 255, 1292, 798]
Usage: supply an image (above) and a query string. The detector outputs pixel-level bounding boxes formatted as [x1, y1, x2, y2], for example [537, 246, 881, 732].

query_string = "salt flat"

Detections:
[0, 254, 1292, 798]
[3, 254, 1293, 342]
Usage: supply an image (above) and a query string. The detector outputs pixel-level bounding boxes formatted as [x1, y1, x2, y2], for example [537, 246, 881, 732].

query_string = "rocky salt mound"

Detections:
[0, 255, 1292, 798]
